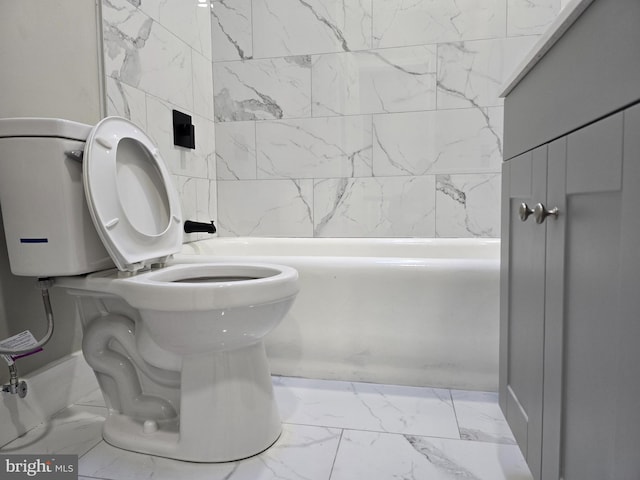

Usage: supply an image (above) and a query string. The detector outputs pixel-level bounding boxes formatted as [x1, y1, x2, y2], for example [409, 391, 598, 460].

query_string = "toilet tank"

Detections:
[0, 118, 113, 277]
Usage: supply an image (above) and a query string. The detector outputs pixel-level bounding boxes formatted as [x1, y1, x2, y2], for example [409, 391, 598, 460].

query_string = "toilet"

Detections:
[0, 117, 299, 462]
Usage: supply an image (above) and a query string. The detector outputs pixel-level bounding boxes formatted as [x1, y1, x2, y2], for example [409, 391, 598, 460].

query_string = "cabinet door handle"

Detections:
[533, 203, 559, 224]
[519, 203, 534, 222]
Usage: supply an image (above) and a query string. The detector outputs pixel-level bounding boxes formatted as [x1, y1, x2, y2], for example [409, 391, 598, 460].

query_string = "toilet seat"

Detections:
[83, 117, 182, 272]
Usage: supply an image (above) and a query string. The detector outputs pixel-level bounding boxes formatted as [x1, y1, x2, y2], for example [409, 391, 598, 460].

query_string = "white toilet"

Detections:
[0, 117, 299, 462]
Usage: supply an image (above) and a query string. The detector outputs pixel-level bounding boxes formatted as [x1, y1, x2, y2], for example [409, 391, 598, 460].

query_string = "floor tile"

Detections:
[451, 390, 516, 444]
[79, 423, 341, 480]
[330, 430, 532, 480]
[274, 376, 460, 439]
[0, 405, 106, 457]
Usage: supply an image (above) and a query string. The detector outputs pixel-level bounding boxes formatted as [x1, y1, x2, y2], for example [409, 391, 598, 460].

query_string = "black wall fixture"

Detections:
[172, 109, 195, 149]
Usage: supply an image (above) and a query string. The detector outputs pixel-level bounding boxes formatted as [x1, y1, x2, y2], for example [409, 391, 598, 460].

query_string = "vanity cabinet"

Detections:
[501, 106, 640, 480]
[500, 1, 640, 479]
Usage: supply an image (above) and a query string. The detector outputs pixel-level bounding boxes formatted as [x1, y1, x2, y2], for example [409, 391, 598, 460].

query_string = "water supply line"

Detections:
[1, 278, 56, 398]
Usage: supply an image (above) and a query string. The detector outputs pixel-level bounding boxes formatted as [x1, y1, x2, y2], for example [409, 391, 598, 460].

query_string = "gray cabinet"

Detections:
[501, 104, 640, 480]
[500, 2, 640, 478]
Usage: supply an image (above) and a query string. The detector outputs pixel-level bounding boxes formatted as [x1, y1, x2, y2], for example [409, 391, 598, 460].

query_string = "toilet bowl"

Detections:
[0, 117, 299, 462]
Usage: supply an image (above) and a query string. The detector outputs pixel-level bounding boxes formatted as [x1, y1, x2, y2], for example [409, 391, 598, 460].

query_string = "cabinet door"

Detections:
[613, 101, 640, 480]
[500, 145, 548, 480]
[543, 109, 640, 480]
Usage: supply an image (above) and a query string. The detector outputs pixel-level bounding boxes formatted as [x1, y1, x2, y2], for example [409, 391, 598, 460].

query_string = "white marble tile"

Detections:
[312, 46, 436, 116]
[452, 390, 517, 445]
[436, 174, 501, 238]
[313, 176, 436, 237]
[274, 377, 459, 439]
[256, 116, 372, 179]
[214, 57, 312, 121]
[253, 0, 372, 58]
[508, 0, 562, 37]
[217, 179, 313, 236]
[192, 50, 215, 121]
[194, 178, 216, 240]
[211, 0, 253, 61]
[373, 107, 503, 177]
[0, 405, 106, 456]
[103, 0, 194, 112]
[208, 179, 219, 229]
[174, 175, 199, 242]
[137, 0, 212, 59]
[216, 121, 257, 180]
[195, 178, 213, 221]
[105, 76, 147, 130]
[144, 98, 208, 180]
[79, 424, 341, 480]
[193, 114, 217, 179]
[436, 36, 539, 109]
[331, 430, 532, 480]
[373, 0, 507, 49]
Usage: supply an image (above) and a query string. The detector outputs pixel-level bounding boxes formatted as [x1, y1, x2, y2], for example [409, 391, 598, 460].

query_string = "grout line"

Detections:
[280, 420, 462, 443]
[327, 429, 344, 480]
[449, 388, 463, 440]
[78, 439, 105, 460]
[212, 103, 506, 124]
[210, 33, 536, 65]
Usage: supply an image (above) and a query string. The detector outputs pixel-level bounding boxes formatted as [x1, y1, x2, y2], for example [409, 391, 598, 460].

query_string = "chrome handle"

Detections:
[519, 203, 534, 222]
[533, 203, 559, 224]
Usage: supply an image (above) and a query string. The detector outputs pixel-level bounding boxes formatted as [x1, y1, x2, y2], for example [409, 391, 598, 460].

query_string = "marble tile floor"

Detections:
[1, 376, 532, 480]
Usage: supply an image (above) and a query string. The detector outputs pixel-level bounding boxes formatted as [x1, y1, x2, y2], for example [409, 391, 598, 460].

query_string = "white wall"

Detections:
[0, 0, 103, 124]
[0, 0, 103, 382]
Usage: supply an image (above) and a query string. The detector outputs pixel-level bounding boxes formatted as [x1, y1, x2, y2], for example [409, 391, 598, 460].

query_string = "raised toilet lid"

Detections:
[83, 117, 182, 272]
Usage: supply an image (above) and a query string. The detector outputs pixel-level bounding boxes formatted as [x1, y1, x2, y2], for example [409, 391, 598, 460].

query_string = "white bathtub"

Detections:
[176, 238, 500, 391]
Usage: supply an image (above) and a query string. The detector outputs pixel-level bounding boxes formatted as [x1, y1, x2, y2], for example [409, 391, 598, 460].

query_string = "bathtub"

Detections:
[176, 237, 500, 391]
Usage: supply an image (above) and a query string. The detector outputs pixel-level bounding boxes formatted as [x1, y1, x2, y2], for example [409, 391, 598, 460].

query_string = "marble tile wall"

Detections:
[102, 0, 217, 242]
[211, 0, 562, 237]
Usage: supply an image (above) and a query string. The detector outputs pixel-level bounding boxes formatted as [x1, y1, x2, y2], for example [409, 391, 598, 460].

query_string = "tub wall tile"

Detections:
[145, 97, 209, 179]
[372, 0, 507, 49]
[256, 116, 373, 179]
[203, 0, 562, 238]
[312, 46, 437, 116]
[217, 179, 314, 236]
[103, 0, 194, 112]
[253, 0, 372, 58]
[435, 174, 502, 238]
[372, 107, 504, 177]
[137, 0, 212, 60]
[174, 175, 199, 243]
[215, 121, 257, 180]
[101, 0, 562, 240]
[192, 49, 215, 121]
[507, 0, 562, 37]
[313, 176, 436, 237]
[105, 77, 147, 130]
[213, 57, 312, 122]
[211, 0, 253, 61]
[436, 36, 540, 110]
[102, 0, 217, 243]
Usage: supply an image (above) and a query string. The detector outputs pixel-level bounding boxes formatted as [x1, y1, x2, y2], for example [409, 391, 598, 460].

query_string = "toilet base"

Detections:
[101, 341, 282, 462]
